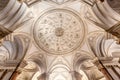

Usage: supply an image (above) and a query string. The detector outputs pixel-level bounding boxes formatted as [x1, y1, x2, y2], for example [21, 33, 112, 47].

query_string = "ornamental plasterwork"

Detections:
[15, 1, 104, 79]
[1, 0, 120, 80]
[33, 9, 85, 55]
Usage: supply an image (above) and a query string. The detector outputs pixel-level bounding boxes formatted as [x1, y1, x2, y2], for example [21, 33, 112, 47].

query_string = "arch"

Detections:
[88, 32, 120, 80]
[73, 51, 106, 80]
[48, 63, 72, 80]
[73, 51, 94, 71]
[15, 51, 47, 80]
[24, 52, 47, 73]
[0, 34, 30, 80]
[48, 63, 70, 73]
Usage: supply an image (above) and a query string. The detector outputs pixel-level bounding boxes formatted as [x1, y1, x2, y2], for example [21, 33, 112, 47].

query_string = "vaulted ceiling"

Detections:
[0, 0, 120, 80]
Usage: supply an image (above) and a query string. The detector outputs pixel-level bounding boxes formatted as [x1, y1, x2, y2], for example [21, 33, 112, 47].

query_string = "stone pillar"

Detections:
[0, 0, 27, 39]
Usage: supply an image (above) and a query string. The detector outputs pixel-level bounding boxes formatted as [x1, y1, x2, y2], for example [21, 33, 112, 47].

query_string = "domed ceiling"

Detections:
[3, 0, 119, 80]
[33, 9, 85, 55]
[14, 1, 98, 79]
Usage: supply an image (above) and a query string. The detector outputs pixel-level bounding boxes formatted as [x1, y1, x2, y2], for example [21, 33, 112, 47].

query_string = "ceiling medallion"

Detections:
[33, 9, 85, 55]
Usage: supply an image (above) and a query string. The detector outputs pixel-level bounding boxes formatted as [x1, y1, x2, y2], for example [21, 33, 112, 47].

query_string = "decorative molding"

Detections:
[33, 9, 85, 55]
[0, 0, 120, 79]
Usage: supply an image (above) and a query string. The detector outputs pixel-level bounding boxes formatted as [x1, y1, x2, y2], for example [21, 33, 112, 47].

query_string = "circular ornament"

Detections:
[34, 9, 85, 55]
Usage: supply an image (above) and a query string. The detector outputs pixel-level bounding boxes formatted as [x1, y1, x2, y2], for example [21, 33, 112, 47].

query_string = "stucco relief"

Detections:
[0, 0, 120, 80]
[33, 9, 85, 55]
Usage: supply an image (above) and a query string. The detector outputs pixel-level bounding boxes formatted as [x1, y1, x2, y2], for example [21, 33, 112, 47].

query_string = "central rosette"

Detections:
[34, 9, 85, 55]
[55, 27, 64, 37]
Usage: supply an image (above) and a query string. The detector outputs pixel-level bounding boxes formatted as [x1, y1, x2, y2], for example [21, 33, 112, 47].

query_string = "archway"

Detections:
[48, 64, 72, 80]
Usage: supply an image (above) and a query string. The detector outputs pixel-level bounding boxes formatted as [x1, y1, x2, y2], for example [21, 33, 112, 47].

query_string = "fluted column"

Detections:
[0, 0, 27, 39]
